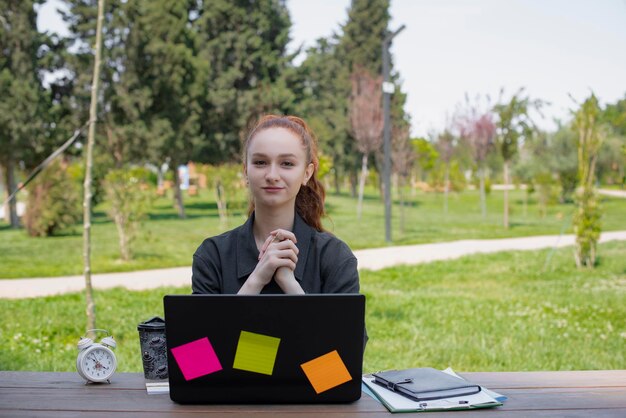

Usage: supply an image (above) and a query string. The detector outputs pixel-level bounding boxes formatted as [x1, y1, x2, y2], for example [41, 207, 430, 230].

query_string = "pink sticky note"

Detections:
[170, 337, 222, 381]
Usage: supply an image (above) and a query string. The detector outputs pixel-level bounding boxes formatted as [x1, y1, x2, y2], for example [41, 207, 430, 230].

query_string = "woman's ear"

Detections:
[303, 162, 315, 185]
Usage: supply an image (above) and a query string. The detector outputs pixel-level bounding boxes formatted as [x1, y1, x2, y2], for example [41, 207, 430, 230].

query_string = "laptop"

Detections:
[163, 294, 365, 404]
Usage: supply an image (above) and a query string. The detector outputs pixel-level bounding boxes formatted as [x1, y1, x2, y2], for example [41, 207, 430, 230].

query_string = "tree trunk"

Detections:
[479, 167, 487, 218]
[333, 167, 340, 195]
[173, 167, 186, 219]
[1, 167, 6, 223]
[83, 0, 106, 336]
[356, 153, 368, 220]
[114, 213, 130, 261]
[215, 181, 227, 225]
[399, 176, 405, 234]
[443, 162, 450, 214]
[4, 161, 20, 227]
[503, 160, 510, 229]
[374, 153, 383, 202]
[349, 168, 358, 198]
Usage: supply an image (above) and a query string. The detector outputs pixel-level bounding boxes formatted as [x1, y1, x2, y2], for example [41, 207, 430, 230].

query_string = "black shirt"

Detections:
[192, 212, 361, 295]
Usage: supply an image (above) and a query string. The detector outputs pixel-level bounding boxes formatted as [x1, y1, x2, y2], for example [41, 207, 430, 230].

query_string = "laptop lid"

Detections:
[163, 294, 365, 404]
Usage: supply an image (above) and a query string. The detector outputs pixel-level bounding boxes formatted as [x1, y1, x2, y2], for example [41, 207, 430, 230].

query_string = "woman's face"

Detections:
[245, 127, 314, 211]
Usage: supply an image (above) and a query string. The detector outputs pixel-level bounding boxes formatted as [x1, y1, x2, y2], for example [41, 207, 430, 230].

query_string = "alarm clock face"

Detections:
[79, 346, 117, 382]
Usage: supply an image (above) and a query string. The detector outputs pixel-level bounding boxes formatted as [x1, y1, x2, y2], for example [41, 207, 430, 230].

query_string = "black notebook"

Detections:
[372, 367, 481, 401]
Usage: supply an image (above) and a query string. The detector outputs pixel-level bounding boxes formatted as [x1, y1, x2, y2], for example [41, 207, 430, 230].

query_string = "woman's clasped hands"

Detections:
[244, 229, 304, 294]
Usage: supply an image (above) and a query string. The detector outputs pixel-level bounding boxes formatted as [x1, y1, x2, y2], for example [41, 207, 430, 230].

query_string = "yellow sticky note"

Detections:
[233, 330, 281, 375]
[300, 350, 352, 394]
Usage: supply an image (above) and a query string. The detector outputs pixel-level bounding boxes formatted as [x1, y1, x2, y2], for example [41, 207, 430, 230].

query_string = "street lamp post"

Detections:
[382, 24, 405, 244]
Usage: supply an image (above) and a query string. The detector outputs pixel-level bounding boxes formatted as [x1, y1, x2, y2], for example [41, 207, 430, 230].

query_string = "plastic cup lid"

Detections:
[137, 316, 165, 331]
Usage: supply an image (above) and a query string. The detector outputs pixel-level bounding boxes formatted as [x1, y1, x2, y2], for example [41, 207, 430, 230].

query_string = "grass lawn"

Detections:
[1, 188, 626, 278]
[1, 241, 624, 372]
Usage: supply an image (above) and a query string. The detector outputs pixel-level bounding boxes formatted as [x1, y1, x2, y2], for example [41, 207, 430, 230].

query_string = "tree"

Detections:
[82, 0, 105, 336]
[136, 0, 203, 219]
[60, 0, 152, 201]
[192, 0, 294, 163]
[515, 132, 559, 217]
[388, 83, 413, 232]
[598, 95, 626, 187]
[61, 0, 296, 219]
[573, 94, 604, 268]
[337, 0, 391, 196]
[103, 167, 152, 261]
[338, 0, 390, 75]
[294, 38, 350, 195]
[201, 163, 246, 226]
[549, 123, 578, 203]
[0, 0, 49, 227]
[411, 137, 438, 183]
[435, 129, 456, 214]
[493, 88, 543, 228]
[456, 103, 496, 218]
[23, 159, 81, 236]
[349, 66, 383, 219]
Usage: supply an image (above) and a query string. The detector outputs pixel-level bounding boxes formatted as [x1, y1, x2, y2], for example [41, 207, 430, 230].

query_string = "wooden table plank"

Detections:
[5, 411, 626, 418]
[458, 370, 626, 389]
[3, 370, 625, 389]
[2, 371, 626, 418]
[2, 387, 626, 411]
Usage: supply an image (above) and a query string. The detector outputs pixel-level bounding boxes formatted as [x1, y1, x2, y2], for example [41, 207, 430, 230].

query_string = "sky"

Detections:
[37, 0, 626, 137]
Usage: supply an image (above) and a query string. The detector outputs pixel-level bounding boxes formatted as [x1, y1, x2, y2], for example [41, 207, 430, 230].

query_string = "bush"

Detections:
[23, 159, 82, 237]
[429, 161, 467, 193]
[200, 163, 246, 225]
[103, 167, 153, 261]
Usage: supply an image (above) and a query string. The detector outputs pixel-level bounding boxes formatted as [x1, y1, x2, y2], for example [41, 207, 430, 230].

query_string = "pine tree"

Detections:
[192, 0, 294, 163]
[136, 0, 202, 218]
[338, 0, 391, 74]
[62, 0, 203, 217]
[0, 0, 50, 227]
[294, 38, 350, 194]
[342, 0, 393, 192]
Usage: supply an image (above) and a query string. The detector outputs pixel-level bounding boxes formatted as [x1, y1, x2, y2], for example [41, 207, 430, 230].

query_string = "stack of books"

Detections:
[362, 367, 507, 413]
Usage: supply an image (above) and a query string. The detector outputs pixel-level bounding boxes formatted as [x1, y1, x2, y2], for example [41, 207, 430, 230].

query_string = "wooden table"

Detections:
[1, 370, 625, 417]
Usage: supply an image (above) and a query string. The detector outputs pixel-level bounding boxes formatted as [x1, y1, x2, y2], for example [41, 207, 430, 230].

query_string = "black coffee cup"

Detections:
[137, 316, 168, 380]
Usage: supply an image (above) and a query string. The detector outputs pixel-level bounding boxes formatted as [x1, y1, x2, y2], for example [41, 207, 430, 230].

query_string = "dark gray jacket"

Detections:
[192, 212, 360, 295]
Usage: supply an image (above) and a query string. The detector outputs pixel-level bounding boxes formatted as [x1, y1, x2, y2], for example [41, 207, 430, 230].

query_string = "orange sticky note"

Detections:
[300, 350, 352, 394]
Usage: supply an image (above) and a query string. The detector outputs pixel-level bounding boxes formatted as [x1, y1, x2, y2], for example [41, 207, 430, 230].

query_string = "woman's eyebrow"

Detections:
[250, 152, 297, 158]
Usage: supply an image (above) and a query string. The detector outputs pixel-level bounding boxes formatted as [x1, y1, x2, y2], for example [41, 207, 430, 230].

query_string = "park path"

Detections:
[1, 230, 626, 299]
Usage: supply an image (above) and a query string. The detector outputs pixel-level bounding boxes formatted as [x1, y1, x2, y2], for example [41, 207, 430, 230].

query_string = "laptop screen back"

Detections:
[163, 294, 365, 404]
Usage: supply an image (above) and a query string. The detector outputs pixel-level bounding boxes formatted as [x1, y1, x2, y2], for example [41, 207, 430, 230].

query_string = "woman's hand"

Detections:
[258, 229, 297, 260]
[274, 266, 304, 294]
[263, 230, 304, 294]
[238, 230, 299, 294]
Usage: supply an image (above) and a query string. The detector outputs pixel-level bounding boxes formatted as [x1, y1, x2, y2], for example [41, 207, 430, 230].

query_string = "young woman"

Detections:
[191, 115, 361, 296]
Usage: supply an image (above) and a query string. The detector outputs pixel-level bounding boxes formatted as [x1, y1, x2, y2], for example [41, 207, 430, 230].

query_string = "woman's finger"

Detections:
[270, 229, 297, 244]
[275, 248, 298, 264]
[258, 234, 277, 260]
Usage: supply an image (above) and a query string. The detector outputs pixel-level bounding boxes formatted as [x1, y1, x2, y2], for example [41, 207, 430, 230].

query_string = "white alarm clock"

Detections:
[76, 329, 117, 383]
